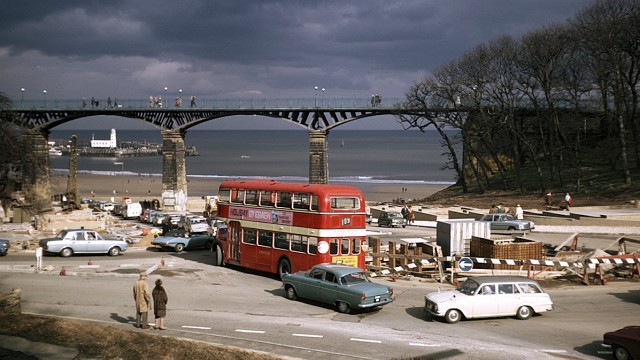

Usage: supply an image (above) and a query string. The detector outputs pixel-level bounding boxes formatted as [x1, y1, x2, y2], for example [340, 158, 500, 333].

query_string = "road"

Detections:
[0, 225, 637, 359]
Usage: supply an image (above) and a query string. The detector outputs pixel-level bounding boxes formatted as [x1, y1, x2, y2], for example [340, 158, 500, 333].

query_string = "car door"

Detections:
[496, 283, 520, 315]
[297, 268, 324, 300]
[68, 232, 88, 253]
[472, 284, 499, 317]
[85, 231, 106, 252]
[320, 271, 340, 305]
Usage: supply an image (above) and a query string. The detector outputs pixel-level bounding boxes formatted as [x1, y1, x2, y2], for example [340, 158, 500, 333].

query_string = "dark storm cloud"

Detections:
[0, 0, 594, 101]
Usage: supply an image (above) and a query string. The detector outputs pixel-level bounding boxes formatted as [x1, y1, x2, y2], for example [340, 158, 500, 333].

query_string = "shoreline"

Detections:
[49, 172, 448, 206]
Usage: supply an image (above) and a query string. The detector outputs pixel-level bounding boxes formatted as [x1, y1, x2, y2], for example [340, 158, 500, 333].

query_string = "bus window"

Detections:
[245, 190, 259, 205]
[341, 238, 350, 255]
[310, 194, 318, 211]
[231, 189, 245, 203]
[242, 229, 257, 245]
[258, 231, 273, 247]
[218, 188, 231, 203]
[291, 235, 305, 253]
[260, 190, 275, 207]
[277, 191, 292, 208]
[293, 192, 311, 210]
[330, 197, 360, 210]
[352, 238, 361, 254]
[274, 233, 289, 250]
[330, 239, 339, 255]
[308, 237, 318, 254]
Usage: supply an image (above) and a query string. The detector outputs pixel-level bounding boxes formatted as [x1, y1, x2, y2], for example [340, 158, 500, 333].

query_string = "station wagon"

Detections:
[425, 276, 554, 323]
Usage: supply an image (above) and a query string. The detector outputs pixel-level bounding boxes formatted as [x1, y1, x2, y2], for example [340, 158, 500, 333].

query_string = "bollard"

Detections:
[161, 257, 165, 266]
[59, 267, 66, 276]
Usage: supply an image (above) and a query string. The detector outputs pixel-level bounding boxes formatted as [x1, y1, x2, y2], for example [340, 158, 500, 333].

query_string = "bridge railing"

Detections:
[11, 97, 405, 110]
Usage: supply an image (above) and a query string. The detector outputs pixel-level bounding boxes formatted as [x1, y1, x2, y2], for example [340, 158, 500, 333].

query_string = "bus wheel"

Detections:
[212, 244, 223, 266]
[278, 258, 292, 279]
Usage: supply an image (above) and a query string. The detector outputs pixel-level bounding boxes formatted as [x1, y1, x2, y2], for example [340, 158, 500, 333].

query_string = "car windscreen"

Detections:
[457, 279, 479, 295]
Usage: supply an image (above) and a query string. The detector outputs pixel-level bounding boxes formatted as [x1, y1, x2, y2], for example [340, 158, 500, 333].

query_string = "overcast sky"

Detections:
[1, 0, 594, 130]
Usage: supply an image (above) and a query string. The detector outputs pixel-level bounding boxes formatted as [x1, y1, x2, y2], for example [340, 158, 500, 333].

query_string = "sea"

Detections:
[48, 129, 457, 186]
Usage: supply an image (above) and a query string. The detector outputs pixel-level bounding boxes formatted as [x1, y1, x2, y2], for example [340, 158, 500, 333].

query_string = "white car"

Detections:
[424, 276, 554, 324]
[184, 216, 210, 234]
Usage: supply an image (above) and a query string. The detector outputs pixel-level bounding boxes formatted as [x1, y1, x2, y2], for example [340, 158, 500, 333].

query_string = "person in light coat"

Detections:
[133, 272, 152, 329]
[515, 204, 524, 220]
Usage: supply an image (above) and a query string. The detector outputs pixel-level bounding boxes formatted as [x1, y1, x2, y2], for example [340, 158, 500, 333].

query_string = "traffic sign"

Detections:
[459, 257, 474, 272]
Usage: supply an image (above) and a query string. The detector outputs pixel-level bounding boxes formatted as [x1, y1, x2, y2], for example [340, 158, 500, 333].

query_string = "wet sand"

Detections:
[50, 172, 448, 207]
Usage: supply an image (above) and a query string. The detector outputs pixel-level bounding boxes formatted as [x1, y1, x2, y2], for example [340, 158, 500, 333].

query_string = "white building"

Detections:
[90, 129, 117, 148]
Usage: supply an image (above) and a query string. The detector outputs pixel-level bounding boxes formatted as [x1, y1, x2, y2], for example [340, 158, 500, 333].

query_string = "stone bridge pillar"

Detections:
[22, 129, 52, 213]
[308, 130, 329, 184]
[161, 130, 188, 211]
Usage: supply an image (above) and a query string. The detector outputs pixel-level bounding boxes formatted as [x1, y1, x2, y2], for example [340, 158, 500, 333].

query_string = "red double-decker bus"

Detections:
[212, 179, 367, 278]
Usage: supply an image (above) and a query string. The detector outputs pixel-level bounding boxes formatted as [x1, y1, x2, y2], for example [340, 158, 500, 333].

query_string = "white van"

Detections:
[123, 203, 142, 220]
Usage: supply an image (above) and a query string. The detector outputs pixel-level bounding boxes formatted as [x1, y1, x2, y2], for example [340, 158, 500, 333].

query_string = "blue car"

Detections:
[151, 230, 213, 252]
[0, 239, 9, 256]
[282, 263, 394, 314]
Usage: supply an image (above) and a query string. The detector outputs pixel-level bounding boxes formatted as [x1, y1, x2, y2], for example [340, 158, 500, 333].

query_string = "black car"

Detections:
[0, 239, 10, 256]
[377, 211, 407, 228]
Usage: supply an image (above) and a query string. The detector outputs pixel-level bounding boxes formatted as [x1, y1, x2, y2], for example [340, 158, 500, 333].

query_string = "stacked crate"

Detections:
[470, 236, 543, 270]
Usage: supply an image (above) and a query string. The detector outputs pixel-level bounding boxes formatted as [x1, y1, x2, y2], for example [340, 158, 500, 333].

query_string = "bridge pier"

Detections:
[161, 130, 188, 211]
[22, 129, 52, 212]
[308, 130, 329, 184]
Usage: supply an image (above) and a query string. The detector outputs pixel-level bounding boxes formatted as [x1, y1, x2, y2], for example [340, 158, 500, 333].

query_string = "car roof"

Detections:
[312, 263, 362, 276]
[469, 276, 540, 285]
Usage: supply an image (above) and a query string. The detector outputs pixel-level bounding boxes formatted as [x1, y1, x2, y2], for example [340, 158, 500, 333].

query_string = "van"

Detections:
[123, 203, 142, 220]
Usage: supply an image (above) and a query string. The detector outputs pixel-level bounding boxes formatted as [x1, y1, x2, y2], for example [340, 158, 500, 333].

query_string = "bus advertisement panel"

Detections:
[211, 179, 367, 278]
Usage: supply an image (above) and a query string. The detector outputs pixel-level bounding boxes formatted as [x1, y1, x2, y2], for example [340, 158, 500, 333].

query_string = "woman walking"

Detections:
[152, 278, 168, 330]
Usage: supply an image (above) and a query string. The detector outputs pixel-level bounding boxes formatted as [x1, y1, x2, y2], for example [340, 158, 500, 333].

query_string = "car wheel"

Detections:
[444, 309, 461, 324]
[378, 222, 382, 227]
[516, 306, 532, 320]
[402, 225, 406, 228]
[508, 226, 516, 231]
[108, 247, 120, 256]
[278, 258, 292, 279]
[285, 285, 297, 301]
[175, 243, 185, 252]
[60, 248, 73, 258]
[337, 301, 351, 314]
[613, 345, 631, 360]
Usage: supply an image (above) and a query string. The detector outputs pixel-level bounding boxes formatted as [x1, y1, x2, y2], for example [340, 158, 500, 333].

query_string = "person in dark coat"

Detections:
[152, 278, 168, 330]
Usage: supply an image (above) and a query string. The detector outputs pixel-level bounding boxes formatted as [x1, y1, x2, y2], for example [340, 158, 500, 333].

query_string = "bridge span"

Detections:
[5, 99, 413, 212]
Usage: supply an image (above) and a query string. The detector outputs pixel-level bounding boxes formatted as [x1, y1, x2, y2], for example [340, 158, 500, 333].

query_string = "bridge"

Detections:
[5, 97, 410, 212]
[3, 97, 603, 212]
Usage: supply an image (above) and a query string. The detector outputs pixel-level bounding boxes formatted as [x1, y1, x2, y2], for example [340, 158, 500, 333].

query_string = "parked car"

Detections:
[177, 214, 198, 229]
[101, 202, 115, 212]
[122, 203, 142, 220]
[282, 263, 394, 314]
[0, 239, 9, 256]
[207, 218, 226, 238]
[478, 213, 535, 231]
[366, 213, 373, 225]
[602, 326, 640, 360]
[151, 229, 212, 252]
[184, 216, 210, 234]
[424, 276, 554, 324]
[377, 211, 406, 228]
[39, 229, 128, 257]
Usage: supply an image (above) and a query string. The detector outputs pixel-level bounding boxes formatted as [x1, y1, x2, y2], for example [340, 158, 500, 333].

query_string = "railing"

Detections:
[10, 97, 405, 110]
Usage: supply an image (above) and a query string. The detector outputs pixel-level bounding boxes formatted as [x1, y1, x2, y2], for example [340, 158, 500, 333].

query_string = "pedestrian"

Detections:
[545, 192, 553, 208]
[133, 272, 152, 329]
[401, 205, 409, 223]
[408, 205, 415, 224]
[190, 96, 197, 107]
[489, 204, 498, 214]
[515, 204, 524, 220]
[564, 193, 572, 211]
[152, 278, 168, 330]
[496, 203, 504, 214]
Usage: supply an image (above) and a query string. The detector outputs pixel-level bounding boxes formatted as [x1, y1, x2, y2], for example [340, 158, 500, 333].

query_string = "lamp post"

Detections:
[178, 89, 182, 108]
[314, 86, 318, 108]
[43, 89, 47, 108]
[321, 88, 325, 107]
[113, 162, 124, 204]
[164, 87, 168, 108]
[20, 88, 25, 108]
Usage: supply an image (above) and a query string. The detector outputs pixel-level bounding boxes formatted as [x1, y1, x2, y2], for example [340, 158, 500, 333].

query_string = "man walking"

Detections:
[133, 272, 152, 329]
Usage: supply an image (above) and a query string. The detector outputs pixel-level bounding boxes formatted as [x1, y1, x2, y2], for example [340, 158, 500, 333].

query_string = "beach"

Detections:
[49, 172, 448, 210]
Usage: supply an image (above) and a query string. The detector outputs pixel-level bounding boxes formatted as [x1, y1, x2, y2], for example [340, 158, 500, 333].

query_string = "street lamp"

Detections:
[20, 88, 25, 108]
[321, 88, 325, 107]
[177, 88, 183, 108]
[314, 86, 318, 108]
[43, 89, 47, 108]
[164, 87, 168, 108]
[113, 162, 124, 203]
